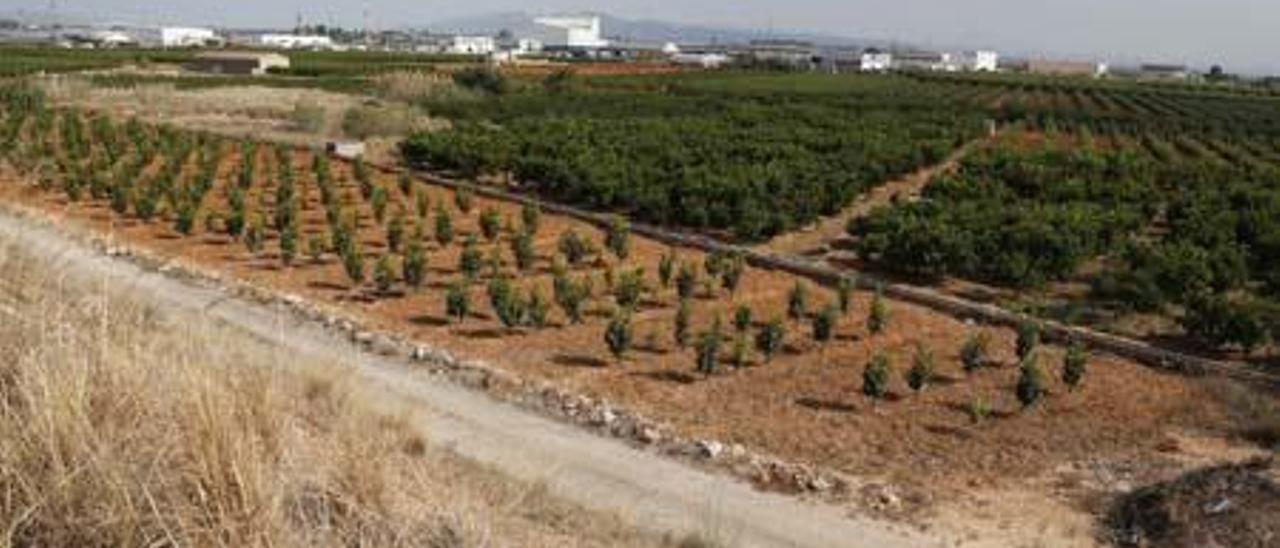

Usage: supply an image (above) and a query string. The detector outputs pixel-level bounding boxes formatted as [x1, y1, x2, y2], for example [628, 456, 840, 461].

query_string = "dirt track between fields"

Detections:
[0, 206, 933, 547]
[754, 138, 985, 257]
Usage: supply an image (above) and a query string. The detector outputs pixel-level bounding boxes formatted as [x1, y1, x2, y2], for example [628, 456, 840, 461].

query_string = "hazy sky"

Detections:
[6, 0, 1278, 73]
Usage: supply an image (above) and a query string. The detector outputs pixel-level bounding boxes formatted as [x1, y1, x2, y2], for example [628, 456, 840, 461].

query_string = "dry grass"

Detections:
[373, 71, 479, 104]
[38, 76, 363, 144]
[1204, 378, 1280, 448]
[0, 239, 659, 547]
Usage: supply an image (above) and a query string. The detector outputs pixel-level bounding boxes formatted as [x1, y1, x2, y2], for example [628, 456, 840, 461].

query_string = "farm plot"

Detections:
[850, 130, 1280, 361]
[0, 85, 1255, 526]
[400, 72, 985, 241]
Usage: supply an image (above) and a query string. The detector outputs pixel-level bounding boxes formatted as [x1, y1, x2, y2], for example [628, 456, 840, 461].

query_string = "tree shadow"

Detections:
[335, 293, 376, 304]
[795, 397, 858, 414]
[309, 280, 350, 291]
[551, 353, 609, 369]
[635, 343, 670, 356]
[409, 314, 451, 327]
[458, 327, 508, 339]
[923, 423, 973, 440]
[634, 369, 699, 385]
[585, 307, 613, 319]
[930, 374, 963, 387]
[783, 343, 807, 355]
[942, 401, 1018, 420]
[828, 236, 859, 252]
[835, 332, 862, 343]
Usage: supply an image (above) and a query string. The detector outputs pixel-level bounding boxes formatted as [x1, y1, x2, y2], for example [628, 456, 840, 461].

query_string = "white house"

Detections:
[445, 35, 496, 55]
[188, 51, 290, 75]
[535, 15, 609, 50]
[92, 30, 136, 48]
[671, 52, 730, 69]
[259, 34, 334, 50]
[860, 49, 893, 72]
[957, 50, 999, 72]
[161, 27, 218, 48]
[894, 51, 953, 72]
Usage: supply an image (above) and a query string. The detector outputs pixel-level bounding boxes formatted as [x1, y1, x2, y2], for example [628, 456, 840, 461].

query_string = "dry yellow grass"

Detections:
[0, 239, 665, 547]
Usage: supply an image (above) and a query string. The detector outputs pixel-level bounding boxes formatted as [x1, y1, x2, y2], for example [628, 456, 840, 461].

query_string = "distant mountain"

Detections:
[421, 11, 864, 47]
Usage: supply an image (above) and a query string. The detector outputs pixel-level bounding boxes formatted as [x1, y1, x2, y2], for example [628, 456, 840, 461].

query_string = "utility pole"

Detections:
[362, 0, 371, 46]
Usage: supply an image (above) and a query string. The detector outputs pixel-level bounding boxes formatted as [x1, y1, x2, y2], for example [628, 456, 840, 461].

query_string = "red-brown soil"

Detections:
[0, 147, 1237, 512]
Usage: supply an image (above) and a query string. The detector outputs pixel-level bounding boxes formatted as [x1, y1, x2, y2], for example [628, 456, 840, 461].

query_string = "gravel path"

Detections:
[0, 208, 934, 548]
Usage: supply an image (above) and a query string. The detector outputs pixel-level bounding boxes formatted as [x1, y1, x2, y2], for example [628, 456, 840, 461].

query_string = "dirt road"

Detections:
[0, 208, 934, 547]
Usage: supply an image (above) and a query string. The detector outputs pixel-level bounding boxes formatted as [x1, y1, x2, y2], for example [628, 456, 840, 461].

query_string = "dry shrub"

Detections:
[374, 71, 478, 104]
[0, 239, 656, 547]
[290, 99, 327, 133]
[342, 103, 418, 140]
[1204, 378, 1280, 448]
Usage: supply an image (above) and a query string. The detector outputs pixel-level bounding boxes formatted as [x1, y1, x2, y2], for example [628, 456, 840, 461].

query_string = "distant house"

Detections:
[188, 51, 289, 76]
[259, 34, 334, 51]
[956, 51, 999, 72]
[161, 27, 220, 48]
[893, 51, 953, 72]
[744, 40, 818, 68]
[1025, 59, 1108, 77]
[1139, 63, 1190, 81]
[91, 30, 137, 48]
[670, 52, 730, 69]
[535, 15, 609, 51]
[859, 49, 893, 72]
[327, 141, 365, 160]
[445, 35, 496, 55]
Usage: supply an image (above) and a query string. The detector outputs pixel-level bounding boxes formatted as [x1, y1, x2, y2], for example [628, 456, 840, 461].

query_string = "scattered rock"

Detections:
[370, 334, 398, 356]
[1205, 498, 1233, 515]
[638, 426, 661, 445]
[697, 440, 725, 460]
[591, 408, 618, 427]
[808, 476, 833, 493]
[864, 483, 902, 511]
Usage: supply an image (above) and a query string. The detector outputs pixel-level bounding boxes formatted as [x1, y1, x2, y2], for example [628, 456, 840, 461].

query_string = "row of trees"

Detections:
[852, 145, 1155, 288]
[853, 132, 1280, 355]
[1, 88, 1102, 414]
[401, 76, 983, 241]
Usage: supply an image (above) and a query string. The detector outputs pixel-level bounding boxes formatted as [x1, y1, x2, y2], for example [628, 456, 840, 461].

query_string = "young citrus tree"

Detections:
[863, 352, 891, 401]
[1062, 341, 1088, 391]
[755, 317, 786, 364]
[605, 310, 633, 364]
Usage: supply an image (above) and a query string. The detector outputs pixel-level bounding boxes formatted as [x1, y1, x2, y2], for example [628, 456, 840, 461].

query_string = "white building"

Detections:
[534, 15, 609, 50]
[894, 51, 954, 72]
[188, 51, 290, 75]
[92, 30, 136, 48]
[956, 50, 999, 72]
[161, 27, 218, 48]
[259, 34, 334, 50]
[445, 35, 496, 55]
[860, 49, 893, 72]
[670, 52, 730, 69]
